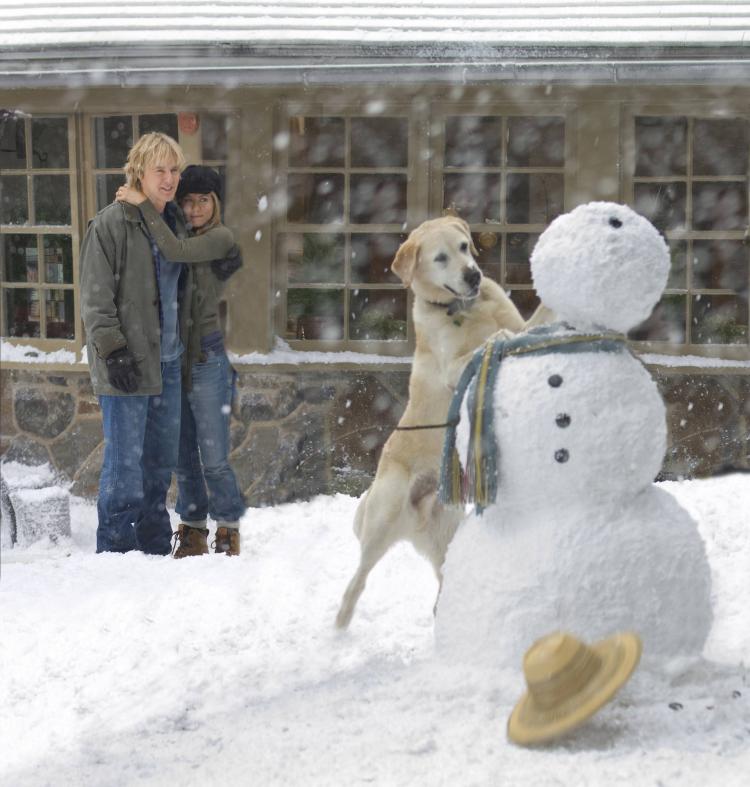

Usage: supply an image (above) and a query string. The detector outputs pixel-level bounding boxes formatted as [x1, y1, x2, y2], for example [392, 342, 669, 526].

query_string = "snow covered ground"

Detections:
[1, 475, 748, 786]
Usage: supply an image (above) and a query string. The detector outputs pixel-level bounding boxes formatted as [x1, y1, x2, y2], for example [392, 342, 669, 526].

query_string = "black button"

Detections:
[555, 449, 569, 463]
[556, 413, 571, 428]
[548, 374, 563, 388]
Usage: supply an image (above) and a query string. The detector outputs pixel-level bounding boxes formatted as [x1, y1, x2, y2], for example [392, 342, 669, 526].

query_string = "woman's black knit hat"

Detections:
[176, 165, 223, 202]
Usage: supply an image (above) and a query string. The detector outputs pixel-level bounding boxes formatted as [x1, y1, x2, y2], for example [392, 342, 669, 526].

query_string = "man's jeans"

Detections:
[176, 350, 246, 525]
[97, 357, 182, 554]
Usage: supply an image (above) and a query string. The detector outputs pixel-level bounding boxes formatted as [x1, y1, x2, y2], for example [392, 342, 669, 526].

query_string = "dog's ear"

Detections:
[392, 235, 419, 287]
[449, 216, 478, 257]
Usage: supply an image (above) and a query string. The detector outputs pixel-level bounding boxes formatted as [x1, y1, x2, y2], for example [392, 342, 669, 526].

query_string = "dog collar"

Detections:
[427, 298, 473, 317]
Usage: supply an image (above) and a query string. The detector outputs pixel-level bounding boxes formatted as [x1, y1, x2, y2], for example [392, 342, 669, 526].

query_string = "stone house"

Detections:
[1, 1, 748, 505]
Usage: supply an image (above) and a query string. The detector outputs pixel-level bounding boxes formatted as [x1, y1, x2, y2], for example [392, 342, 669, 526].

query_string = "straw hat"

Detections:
[507, 630, 642, 746]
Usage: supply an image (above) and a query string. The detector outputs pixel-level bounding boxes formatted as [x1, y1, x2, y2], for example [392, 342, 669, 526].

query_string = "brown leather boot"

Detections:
[172, 523, 209, 558]
[213, 526, 240, 556]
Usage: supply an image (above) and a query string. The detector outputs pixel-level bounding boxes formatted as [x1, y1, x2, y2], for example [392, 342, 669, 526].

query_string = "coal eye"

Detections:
[609, 217, 622, 228]
[434, 253, 448, 264]
[460, 242, 469, 252]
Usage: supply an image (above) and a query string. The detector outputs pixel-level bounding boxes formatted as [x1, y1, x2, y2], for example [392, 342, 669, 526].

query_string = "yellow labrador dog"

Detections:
[335, 216, 551, 628]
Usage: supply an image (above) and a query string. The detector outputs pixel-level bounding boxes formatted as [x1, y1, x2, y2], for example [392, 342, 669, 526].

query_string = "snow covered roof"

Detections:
[1, 1, 749, 87]
[2, 1, 750, 47]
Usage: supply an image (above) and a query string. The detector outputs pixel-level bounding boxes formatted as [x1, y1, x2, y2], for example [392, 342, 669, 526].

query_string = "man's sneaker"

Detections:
[213, 526, 240, 556]
[171, 524, 209, 559]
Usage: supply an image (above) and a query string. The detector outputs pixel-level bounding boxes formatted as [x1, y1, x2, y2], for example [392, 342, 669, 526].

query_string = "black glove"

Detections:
[106, 347, 141, 393]
[210, 244, 243, 282]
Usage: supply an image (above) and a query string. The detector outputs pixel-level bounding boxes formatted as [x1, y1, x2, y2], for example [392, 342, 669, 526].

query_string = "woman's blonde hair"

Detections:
[124, 132, 186, 189]
[183, 191, 222, 235]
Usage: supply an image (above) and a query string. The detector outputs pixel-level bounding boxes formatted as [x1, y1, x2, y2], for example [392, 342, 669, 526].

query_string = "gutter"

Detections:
[1, 44, 750, 88]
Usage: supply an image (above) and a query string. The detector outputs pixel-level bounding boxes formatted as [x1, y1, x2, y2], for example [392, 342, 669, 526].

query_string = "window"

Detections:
[628, 114, 749, 352]
[438, 113, 566, 319]
[1, 114, 78, 341]
[276, 114, 410, 349]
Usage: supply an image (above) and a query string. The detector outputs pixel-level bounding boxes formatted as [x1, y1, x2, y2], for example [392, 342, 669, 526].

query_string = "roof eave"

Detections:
[1, 42, 750, 89]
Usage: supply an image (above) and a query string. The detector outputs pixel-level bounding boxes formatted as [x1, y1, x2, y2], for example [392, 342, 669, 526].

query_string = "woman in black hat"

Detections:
[116, 165, 246, 559]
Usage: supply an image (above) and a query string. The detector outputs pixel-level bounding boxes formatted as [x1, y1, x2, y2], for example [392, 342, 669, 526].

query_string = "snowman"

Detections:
[434, 202, 713, 669]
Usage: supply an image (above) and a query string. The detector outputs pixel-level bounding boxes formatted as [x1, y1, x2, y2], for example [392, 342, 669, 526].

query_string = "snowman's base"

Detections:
[435, 486, 712, 670]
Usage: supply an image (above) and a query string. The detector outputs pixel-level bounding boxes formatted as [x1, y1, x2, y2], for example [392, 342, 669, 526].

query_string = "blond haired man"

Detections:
[81, 132, 196, 554]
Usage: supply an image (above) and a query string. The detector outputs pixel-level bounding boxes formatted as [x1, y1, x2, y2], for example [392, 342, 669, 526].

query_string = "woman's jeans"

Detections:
[97, 357, 182, 555]
[176, 350, 246, 526]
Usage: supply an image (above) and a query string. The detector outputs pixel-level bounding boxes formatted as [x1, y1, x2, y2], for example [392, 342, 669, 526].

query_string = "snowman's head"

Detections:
[531, 202, 670, 333]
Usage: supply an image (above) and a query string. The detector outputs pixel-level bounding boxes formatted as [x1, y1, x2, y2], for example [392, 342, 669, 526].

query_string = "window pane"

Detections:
[282, 233, 344, 284]
[473, 231, 501, 282]
[1, 175, 28, 224]
[286, 174, 344, 224]
[351, 117, 408, 168]
[628, 294, 686, 342]
[43, 235, 74, 284]
[506, 173, 564, 224]
[667, 240, 688, 290]
[289, 117, 345, 168]
[444, 116, 502, 168]
[693, 118, 749, 176]
[287, 289, 344, 340]
[45, 288, 75, 339]
[351, 233, 403, 284]
[692, 182, 747, 231]
[350, 174, 407, 224]
[692, 239, 748, 292]
[633, 182, 686, 231]
[506, 233, 539, 285]
[692, 294, 748, 344]
[96, 173, 124, 212]
[201, 113, 228, 160]
[3, 234, 38, 282]
[34, 175, 71, 225]
[507, 117, 564, 167]
[94, 116, 133, 169]
[138, 113, 178, 140]
[0, 116, 26, 169]
[31, 117, 69, 169]
[444, 173, 501, 223]
[4, 288, 40, 337]
[350, 289, 407, 340]
[634, 117, 687, 176]
[508, 289, 541, 320]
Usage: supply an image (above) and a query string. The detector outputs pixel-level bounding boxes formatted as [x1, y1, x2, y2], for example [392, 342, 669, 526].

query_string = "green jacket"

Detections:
[80, 201, 233, 396]
[137, 200, 235, 388]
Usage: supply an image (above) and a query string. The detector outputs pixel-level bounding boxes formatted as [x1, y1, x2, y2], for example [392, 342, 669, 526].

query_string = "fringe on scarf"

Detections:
[439, 337, 505, 510]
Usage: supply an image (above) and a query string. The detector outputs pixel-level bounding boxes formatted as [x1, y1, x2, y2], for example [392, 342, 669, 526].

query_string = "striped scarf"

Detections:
[439, 324, 630, 515]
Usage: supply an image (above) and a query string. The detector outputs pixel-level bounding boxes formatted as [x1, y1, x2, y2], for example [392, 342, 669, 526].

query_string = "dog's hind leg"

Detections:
[335, 530, 391, 629]
[335, 474, 405, 629]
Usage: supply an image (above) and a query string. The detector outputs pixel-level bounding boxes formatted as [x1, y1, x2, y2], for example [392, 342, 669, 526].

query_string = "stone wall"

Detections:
[0, 365, 410, 505]
[654, 368, 750, 478]
[0, 365, 747, 505]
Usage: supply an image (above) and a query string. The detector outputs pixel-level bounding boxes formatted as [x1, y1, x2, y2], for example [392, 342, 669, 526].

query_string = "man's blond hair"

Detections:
[124, 132, 186, 189]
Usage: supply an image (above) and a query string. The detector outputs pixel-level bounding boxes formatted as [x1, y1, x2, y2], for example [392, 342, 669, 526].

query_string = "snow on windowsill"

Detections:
[638, 353, 749, 369]
[0, 341, 84, 365]
[1, 338, 409, 368]
[228, 338, 412, 366]
[3, 339, 747, 370]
